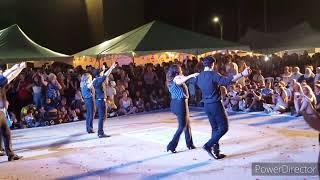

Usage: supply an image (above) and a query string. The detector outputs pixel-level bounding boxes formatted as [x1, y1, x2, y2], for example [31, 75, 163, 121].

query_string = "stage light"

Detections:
[213, 17, 219, 23]
[264, 56, 270, 61]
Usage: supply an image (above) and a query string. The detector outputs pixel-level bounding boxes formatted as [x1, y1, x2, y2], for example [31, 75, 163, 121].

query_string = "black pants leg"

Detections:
[96, 100, 106, 136]
[204, 102, 229, 147]
[84, 98, 94, 132]
[168, 99, 193, 149]
[0, 117, 14, 157]
[0, 134, 4, 151]
[318, 133, 320, 176]
[183, 100, 194, 147]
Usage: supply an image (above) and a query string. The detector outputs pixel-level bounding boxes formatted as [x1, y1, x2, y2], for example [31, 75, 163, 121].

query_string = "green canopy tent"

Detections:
[76, 21, 249, 57]
[240, 22, 320, 54]
[0, 24, 69, 63]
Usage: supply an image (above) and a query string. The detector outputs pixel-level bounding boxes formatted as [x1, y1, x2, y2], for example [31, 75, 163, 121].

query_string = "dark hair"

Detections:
[203, 56, 216, 67]
[166, 64, 180, 86]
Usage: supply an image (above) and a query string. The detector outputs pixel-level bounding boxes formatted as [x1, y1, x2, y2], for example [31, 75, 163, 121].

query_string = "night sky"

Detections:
[0, 0, 320, 55]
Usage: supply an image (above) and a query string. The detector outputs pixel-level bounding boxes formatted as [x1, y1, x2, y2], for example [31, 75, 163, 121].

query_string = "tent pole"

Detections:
[97, 54, 101, 68]
[132, 52, 135, 64]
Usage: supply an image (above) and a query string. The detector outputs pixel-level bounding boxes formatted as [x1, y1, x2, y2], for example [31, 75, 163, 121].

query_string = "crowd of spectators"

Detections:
[5, 50, 320, 129]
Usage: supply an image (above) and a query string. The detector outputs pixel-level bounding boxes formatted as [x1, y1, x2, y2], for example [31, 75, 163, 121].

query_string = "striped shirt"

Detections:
[168, 82, 189, 99]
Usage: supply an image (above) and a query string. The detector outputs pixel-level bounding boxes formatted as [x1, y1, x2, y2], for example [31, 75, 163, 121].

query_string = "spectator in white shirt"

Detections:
[106, 81, 117, 101]
[252, 70, 265, 87]
[291, 67, 303, 81]
[281, 66, 292, 84]
[314, 67, 320, 85]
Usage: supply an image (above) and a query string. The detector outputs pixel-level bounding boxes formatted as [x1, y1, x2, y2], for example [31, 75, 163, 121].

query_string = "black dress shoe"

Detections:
[8, 155, 23, 161]
[212, 143, 226, 159]
[203, 145, 215, 158]
[213, 153, 226, 159]
[98, 134, 111, 138]
[167, 147, 177, 153]
[0, 151, 5, 156]
[87, 130, 95, 134]
[187, 145, 196, 150]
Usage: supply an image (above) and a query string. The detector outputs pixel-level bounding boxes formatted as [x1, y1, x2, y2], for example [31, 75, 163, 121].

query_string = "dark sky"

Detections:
[0, 0, 320, 55]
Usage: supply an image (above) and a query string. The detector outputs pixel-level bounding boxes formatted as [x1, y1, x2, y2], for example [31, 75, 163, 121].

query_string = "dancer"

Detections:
[300, 89, 320, 176]
[80, 73, 95, 134]
[192, 56, 251, 159]
[0, 62, 26, 161]
[166, 64, 199, 153]
[92, 62, 117, 138]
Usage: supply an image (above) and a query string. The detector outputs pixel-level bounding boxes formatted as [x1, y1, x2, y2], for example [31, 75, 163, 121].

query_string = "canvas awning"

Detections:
[240, 22, 320, 54]
[0, 24, 69, 62]
[76, 21, 249, 56]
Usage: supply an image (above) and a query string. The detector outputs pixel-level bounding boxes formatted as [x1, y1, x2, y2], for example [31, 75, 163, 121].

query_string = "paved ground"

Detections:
[0, 108, 318, 180]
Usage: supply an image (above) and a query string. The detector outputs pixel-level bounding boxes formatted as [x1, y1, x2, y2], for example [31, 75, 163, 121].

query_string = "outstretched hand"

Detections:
[241, 67, 252, 77]
[190, 73, 199, 78]
[110, 62, 117, 69]
[19, 62, 27, 69]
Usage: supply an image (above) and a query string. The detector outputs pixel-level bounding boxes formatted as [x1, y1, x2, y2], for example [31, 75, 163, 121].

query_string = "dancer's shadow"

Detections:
[14, 132, 101, 152]
[141, 160, 211, 180]
[248, 116, 299, 126]
[57, 153, 176, 180]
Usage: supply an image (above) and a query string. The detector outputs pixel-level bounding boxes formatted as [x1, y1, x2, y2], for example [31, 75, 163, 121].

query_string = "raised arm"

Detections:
[232, 67, 251, 82]
[174, 73, 199, 85]
[3, 62, 27, 84]
[104, 62, 117, 77]
[40, 73, 48, 86]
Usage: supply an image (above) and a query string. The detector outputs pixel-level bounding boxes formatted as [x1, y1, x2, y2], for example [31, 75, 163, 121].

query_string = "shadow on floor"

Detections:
[141, 160, 211, 180]
[57, 153, 177, 180]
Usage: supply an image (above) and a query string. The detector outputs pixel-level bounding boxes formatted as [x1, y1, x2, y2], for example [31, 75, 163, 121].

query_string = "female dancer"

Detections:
[166, 64, 199, 153]
[0, 62, 26, 161]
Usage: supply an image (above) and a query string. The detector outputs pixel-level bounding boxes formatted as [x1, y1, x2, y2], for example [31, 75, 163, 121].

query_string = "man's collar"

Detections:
[204, 67, 213, 71]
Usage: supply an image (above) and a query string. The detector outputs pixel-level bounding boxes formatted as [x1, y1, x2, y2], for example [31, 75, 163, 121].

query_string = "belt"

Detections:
[172, 98, 187, 100]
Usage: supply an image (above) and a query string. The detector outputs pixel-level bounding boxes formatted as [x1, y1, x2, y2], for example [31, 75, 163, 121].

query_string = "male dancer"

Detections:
[192, 56, 251, 159]
[0, 62, 26, 161]
[80, 72, 95, 134]
[92, 62, 116, 138]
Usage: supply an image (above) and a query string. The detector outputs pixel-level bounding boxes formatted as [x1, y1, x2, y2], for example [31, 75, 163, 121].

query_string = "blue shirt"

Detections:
[168, 82, 189, 99]
[81, 84, 93, 99]
[316, 95, 320, 106]
[93, 76, 107, 99]
[46, 83, 61, 109]
[190, 71, 233, 103]
[260, 88, 274, 96]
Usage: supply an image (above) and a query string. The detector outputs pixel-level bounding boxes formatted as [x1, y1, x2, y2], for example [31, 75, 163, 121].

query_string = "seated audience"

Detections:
[118, 91, 138, 115]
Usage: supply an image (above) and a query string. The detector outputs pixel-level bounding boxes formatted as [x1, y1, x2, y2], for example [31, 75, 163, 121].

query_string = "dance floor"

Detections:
[0, 108, 318, 180]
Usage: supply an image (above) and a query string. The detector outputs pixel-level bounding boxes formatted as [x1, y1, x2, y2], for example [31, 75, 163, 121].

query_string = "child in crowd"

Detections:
[106, 96, 117, 117]
[149, 90, 159, 110]
[70, 90, 84, 120]
[118, 91, 138, 115]
[58, 97, 69, 123]
[24, 109, 35, 128]
[21, 105, 37, 128]
[263, 83, 289, 114]
[157, 88, 168, 109]
[220, 86, 230, 108]
[134, 91, 145, 113]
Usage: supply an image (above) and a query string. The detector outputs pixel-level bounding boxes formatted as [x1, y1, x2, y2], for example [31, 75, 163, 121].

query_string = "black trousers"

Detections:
[203, 101, 229, 147]
[0, 116, 14, 157]
[168, 99, 194, 149]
